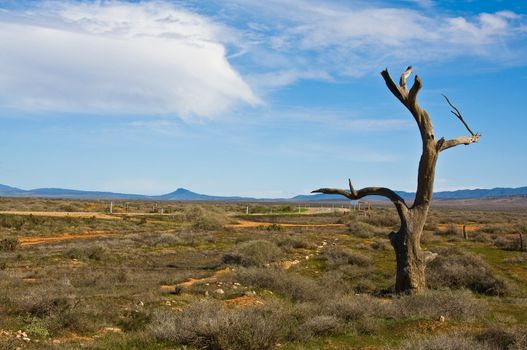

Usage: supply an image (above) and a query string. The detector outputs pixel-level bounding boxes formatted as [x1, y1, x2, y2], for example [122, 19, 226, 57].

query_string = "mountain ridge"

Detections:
[0, 184, 526, 201]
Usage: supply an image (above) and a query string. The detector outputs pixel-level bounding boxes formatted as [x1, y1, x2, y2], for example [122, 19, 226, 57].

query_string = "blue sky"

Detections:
[0, 0, 526, 197]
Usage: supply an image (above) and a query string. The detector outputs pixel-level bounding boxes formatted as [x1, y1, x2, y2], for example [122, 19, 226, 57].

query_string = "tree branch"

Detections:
[441, 94, 477, 136]
[438, 94, 481, 152]
[381, 69, 428, 134]
[438, 135, 481, 152]
[399, 65, 412, 93]
[312, 179, 408, 209]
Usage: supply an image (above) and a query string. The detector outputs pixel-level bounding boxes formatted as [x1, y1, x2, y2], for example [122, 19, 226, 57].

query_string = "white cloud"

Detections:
[222, 0, 527, 77]
[0, 1, 259, 119]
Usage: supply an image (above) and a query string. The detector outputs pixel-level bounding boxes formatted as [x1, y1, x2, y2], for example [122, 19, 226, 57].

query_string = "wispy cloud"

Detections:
[0, 0, 525, 120]
[0, 1, 259, 119]
[222, 0, 527, 77]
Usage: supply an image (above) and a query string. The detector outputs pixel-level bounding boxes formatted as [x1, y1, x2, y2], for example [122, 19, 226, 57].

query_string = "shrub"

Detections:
[322, 294, 385, 322]
[294, 315, 345, 340]
[427, 248, 509, 296]
[257, 223, 282, 231]
[391, 289, 483, 321]
[220, 301, 291, 350]
[148, 300, 290, 350]
[0, 215, 25, 230]
[476, 326, 527, 350]
[321, 245, 372, 268]
[401, 334, 491, 350]
[149, 301, 224, 349]
[237, 267, 324, 302]
[371, 239, 390, 250]
[224, 240, 282, 267]
[64, 244, 109, 261]
[85, 245, 108, 261]
[347, 221, 376, 238]
[0, 237, 19, 252]
[185, 206, 226, 231]
[274, 236, 312, 252]
[119, 310, 152, 332]
[362, 212, 399, 227]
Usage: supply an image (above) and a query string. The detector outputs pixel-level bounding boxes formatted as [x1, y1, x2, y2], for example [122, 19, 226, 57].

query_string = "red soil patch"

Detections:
[19, 230, 112, 246]
[0, 211, 118, 220]
[160, 267, 233, 292]
[224, 295, 263, 308]
[436, 223, 481, 232]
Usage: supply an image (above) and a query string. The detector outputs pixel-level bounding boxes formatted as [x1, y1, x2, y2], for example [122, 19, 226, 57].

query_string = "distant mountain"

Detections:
[27, 188, 149, 200]
[157, 188, 253, 201]
[0, 185, 254, 201]
[293, 186, 527, 201]
[0, 184, 26, 196]
[0, 184, 525, 201]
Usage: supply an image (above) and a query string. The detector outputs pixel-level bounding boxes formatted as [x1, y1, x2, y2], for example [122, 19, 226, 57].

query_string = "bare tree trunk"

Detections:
[313, 66, 480, 294]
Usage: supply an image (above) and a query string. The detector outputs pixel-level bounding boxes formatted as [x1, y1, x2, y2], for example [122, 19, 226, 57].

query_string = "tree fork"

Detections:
[313, 66, 479, 293]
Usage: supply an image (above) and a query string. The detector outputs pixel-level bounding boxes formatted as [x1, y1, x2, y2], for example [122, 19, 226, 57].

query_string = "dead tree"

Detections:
[312, 66, 480, 293]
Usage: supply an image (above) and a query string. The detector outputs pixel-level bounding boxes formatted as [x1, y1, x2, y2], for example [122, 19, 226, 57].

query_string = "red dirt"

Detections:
[0, 211, 118, 220]
[224, 295, 263, 308]
[436, 223, 481, 232]
[19, 231, 112, 246]
[160, 267, 233, 292]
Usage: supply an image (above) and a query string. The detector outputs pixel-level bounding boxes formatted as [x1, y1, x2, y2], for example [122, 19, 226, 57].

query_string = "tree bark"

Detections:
[312, 66, 479, 293]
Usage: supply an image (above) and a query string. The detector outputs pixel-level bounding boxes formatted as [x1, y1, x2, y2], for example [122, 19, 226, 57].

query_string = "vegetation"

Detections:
[0, 198, 526, 349]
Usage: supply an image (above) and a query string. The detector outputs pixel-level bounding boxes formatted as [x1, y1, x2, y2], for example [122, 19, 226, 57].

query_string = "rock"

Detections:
[215, 288, 225, 295]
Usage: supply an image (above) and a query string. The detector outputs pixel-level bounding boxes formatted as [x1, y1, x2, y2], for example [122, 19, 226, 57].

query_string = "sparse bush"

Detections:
[237, 267, 324, 302]
[322, 245, 372, 268]
[401, 334, 491, 350]
[220, 301, 291, 350]
[64, 244, 109, 261]
[294, 315, 345, 340]
[224, 240, 282, 267]
[0, 237, 19, 252]
[323, 294, 385, 322]
[185, 206, 227, 231]
[371, 239, 390, 250]
[274, 236, 312, 252]
[148, 300, 290, 350]
[119, 310, 152, 332]
[0, 215, 25, 230]
[258, 223, 283, 231]
[427, 248, 509, 296]
[347, 221, 376, 238]
[363, 212, 399, 227]
[391, 289, 483, 321]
